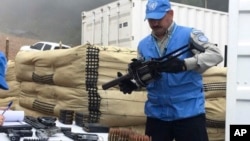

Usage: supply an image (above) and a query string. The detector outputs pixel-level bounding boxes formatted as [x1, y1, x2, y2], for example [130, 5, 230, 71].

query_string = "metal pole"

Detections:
[205, 0, 208, 8]
[5, 37, 9, 61]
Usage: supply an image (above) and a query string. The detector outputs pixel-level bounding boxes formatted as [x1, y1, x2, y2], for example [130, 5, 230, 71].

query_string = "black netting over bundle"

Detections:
[203, 82, 226, 92]
[206, 119, 225, 128]
[32, 72, 54, 85]
[85, 47, 101, 123]
[33, 99, 55, 114]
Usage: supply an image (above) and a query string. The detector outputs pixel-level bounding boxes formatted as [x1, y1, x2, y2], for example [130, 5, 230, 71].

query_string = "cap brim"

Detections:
[146, 8, 172, 20]
[145, 12, 166, 20]
[0, 75, 9, 90]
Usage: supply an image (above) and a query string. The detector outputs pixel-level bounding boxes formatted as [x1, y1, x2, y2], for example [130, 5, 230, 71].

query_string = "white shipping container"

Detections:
[81, 0, 228, 64]
[225, 0, 250, 140]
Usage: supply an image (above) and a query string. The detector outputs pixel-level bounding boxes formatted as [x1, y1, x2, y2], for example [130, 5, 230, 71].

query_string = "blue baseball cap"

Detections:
[145, 0, 171, 20]
[0, 52, 9, 90]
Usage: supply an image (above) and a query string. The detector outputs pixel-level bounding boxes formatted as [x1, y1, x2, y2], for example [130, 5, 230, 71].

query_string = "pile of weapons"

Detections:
[1, 115, 151, 141]
[0, 115, 99, 141]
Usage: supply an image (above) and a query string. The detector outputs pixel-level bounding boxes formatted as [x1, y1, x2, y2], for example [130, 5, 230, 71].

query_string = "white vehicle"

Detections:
[20, 41, 71, 51]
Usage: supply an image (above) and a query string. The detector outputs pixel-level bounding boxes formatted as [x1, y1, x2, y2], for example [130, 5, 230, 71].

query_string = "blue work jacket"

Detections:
[138, 24, 205, 121]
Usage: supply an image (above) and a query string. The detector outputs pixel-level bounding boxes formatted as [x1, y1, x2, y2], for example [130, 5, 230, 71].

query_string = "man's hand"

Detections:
[117, 72, 138, 94]
[159, 58, 187, 73]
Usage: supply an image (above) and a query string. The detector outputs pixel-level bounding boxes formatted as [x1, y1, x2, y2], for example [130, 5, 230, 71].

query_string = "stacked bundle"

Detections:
[14, 43, 147, 132]
[14, 44, 88, 117]
[0, 60, 20, 109]
[86, 45, 147, 127]
[203, 66, 227, 141]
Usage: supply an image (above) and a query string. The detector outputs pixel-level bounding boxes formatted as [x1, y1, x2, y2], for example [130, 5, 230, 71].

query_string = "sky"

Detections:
[0, 0, 116, 46]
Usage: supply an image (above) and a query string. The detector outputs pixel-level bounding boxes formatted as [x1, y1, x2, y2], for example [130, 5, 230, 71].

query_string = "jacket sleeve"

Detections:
[184, 29, 224, 73]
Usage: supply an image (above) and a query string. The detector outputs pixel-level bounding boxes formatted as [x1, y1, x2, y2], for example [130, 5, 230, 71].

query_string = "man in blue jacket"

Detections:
[118, 0, 223, 141]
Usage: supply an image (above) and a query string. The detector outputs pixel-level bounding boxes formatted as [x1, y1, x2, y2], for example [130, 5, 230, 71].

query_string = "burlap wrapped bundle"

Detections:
[15, 103, 48, 117]
[96, 90, 147, 127]
[15, 45, 87, 88]
[206, 128, 225, 141]
[18, 81, 88, 116]
[14, 45, 88, 116]
[96, 45, 137, 88]
[6, 60, 17, 81]
[0, 60, 20, 109]
[205, 97, 226, 141]
[202, 66, 227, 98]
[0, 81, 20, 98]
[83, 45, 147, 127]
[202, 66, 227, 141]
[14, 43, 147, 127]
[206, 98, 225, 123]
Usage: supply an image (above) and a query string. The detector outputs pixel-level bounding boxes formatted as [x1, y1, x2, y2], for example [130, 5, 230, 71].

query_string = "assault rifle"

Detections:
[102, 43, 205, 90]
